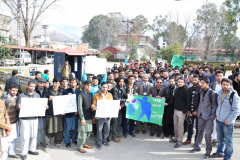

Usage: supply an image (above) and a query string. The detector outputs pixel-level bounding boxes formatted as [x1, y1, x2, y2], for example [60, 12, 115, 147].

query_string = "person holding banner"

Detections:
[135, 74, 153, 134]
[63, 77, 81, 148]
[149, 77, 165, 137]
[164, 77, 191, 148]
[44, 77, 64, 153]
[91, 82, 114, 150]
[16, 81, 47, 160]
[124, 75, 138, 138]
[35, 78, 48, 147]
[2, 84, 19, 159]
[77, 80, 93, 153]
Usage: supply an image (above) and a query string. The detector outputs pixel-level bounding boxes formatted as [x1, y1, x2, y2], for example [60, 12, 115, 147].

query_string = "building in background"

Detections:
[101, 46, 126, 59]
[0, 14, 11, 38]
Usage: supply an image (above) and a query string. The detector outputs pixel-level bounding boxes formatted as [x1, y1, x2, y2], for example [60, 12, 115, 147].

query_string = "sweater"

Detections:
[168, 86, 191, 114]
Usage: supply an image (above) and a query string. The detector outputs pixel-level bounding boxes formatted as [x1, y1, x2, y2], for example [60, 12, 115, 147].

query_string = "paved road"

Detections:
[10, 121, 240, 160]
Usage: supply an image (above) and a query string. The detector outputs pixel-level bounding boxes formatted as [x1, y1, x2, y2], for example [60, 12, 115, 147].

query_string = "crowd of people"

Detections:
[0, 60, 240, 160]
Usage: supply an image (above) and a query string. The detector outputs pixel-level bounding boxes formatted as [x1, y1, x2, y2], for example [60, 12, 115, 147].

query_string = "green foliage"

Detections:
[0, 36, 12, 57]
[160, 42, 182, 63]
[140, 53, 147, 61]
[128, 39, 138, 61]
[98, 50, 113, 58]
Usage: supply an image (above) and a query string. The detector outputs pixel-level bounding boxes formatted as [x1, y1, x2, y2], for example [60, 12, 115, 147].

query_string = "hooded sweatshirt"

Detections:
[16, 89, 40, 120]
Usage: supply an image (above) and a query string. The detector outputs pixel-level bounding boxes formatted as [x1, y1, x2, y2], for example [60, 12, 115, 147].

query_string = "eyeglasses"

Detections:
[156, 82, 162, 83]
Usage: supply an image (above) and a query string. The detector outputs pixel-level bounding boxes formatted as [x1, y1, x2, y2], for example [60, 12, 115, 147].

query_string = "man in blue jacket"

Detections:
[211, 78, 240, 160]
[63, 77, 81, 148]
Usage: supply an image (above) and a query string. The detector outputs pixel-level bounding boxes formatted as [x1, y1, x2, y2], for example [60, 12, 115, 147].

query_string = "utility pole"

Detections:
[122, 19, 134, 57]
[42, 25, 48, 57]
[17, 0, 24, 74]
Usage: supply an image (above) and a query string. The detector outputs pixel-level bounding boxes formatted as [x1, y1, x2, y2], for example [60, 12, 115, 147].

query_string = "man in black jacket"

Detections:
[35, 78, 48, 146]
[5, 70, 22, 94]
[112, 77, 130, 142]
[183, 75, 201, 145]
[233, 72, 240, 96]
[165, 77, 191, 148]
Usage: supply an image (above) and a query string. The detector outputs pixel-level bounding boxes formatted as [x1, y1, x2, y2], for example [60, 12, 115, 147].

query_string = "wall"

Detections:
[0, 70, 34, 86]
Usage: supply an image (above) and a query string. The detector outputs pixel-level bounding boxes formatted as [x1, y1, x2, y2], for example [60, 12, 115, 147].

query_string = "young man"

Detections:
[133, 70, 142, 85]
[61, 77, 69, 90]
[0, 97, 11, 160]
[91, 82, 115, 150]
[204, 66, 211, 78]
[5, 70, 22, 95]
[77, 80, 93, 153]
[114, 71, 119, 80]
[16, 81, 48, 160]
[233, 72, 240, 96]
[219, 64, 225, 75]
[119, 69, 125, 78]
[61, 60, 71, 78]
[3, 84, 18, 159]
[107, 72, 116, 86]
[112, 77, 129, 141]
[211, 78, 240, 160]
[210, 70, 224, 146]
[165, 77, 191, 148]
[135, 74, 153, 134]
[33, 71, 42, 86]
[149, 77, 165, 137]
[162, 77, 177, 139]
[35, 78, 48, 147]
[183, 68, 189, 83]
[124, 75, 138, 138]
[44, 77, 64, 153]
[189, 78, 218, 159]
[63, 77, 81, 148]
[183, 75, 201, 145]
[150, 71, 160, 86]
[198, 67, 205, 81]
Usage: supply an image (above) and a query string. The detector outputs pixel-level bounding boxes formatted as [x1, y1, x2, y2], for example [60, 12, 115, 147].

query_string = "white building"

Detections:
[117, 34, 160, 60]
[32, 35, 50, 42]
[0, 14, 11, 38]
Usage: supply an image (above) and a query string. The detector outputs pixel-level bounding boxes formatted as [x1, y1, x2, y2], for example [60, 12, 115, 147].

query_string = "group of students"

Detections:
[0, 60, 240, 160]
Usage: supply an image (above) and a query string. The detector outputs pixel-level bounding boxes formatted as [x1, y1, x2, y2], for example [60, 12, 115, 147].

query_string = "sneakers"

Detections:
[204, 152, 210, 159]
[183, 140, 191, 145]
[66, 143, 71, 148]
[97, 144, 101, 150]
[44, 148, 49, 153]
[72, 141, 77, 145]
[103, 142, 110, 146]
[173, 143, 181, 148]
[56, 144, 63, 148]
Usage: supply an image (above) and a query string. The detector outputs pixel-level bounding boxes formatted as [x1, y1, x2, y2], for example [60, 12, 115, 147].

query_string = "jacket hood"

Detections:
[23, 89, 39, 97]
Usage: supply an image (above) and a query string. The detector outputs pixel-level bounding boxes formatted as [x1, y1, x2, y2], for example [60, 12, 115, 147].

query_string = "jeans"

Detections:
[96, 118, 110, 145]
[112, 110, 122, 139]
[216, 120, 234, 159]
[187, 115, 198, 141]
[122, 107, 134, 134]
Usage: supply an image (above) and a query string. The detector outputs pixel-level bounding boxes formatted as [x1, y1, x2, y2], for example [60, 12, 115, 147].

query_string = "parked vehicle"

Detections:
[14, 51, 32, 65]
[34, 56, 52, 65]
[0, 56, 16, 66]
[48, 55, 54, 63]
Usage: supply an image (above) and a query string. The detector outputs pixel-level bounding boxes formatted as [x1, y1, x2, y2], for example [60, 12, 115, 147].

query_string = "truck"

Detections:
[14, 51, 32, 65]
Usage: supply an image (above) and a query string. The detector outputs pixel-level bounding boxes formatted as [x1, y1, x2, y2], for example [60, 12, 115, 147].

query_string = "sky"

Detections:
[0, 0, 235, 38]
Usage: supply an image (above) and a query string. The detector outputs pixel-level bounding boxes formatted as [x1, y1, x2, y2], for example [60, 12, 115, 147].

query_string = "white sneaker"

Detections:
[56, 144, 63, 148]
[44, 148, 49, 153]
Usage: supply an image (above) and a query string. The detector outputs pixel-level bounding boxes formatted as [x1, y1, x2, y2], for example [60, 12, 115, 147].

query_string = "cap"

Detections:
[38, 77, 47, 83]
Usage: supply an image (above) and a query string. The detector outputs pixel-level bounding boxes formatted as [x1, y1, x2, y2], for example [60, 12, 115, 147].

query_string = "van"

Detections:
[14, 51, 32, 65]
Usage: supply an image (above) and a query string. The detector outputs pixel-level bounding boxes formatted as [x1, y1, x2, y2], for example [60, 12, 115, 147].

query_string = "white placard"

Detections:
[52, 94, 77, 115]
[95, 100, 120, 118]
[19, 98, 48, 117]
[85, 56, 106, 75]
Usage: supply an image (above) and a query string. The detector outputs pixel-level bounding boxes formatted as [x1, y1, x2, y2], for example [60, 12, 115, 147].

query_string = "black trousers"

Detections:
[151, 124, 162, 134]
[162, 123, 174, 137]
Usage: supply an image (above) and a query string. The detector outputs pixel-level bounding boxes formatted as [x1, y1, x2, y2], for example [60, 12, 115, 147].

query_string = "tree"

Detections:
[140, 53, 147, 61]
[194, 1, 220, 62]
[0, 36, 13, 57]
[128, 39, 138, 61]
[131, 15, 149, 34]
[98, 50, 113, 59]
[160, 42, 182, 63]
[2, 0, 58, 47]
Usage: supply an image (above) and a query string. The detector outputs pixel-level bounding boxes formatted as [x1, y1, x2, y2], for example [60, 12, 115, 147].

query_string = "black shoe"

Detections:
[129, 132, 136, 137]
[204, 152, 210, 159]
[169, 139, 177, 143]
[28, 151, 39, 155]
[72, 141, 77, 145]
[106, 137, 110, 142]
[21, 155, 27, 160]
[66, 143, 71, 148]
[173, 143, 181, 148]
[123, 133, 127, 138]
[189, 148, 201, 153]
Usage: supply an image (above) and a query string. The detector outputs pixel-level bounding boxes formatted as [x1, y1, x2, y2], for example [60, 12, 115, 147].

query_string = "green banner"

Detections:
[171, 53, 184, 69]
[126, 95, 165, 125]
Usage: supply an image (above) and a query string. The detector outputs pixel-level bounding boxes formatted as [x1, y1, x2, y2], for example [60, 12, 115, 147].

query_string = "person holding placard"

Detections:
[35, 78, 48, 147]
[91, 82, 114, 150]
[77, 80, 93, 153]
[3, 84, 20, 159]
[16, 80, 48, 160]
[135, 74, 153, 134]
[63, 77, 81, 148]
[44, 77, 64, 153]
